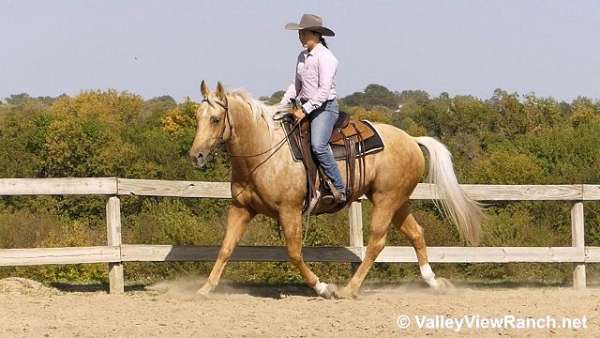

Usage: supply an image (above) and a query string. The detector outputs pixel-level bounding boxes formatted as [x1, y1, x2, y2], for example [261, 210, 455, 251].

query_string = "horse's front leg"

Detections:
[279, 209, 336, 299]
[196, 201, 255, 297]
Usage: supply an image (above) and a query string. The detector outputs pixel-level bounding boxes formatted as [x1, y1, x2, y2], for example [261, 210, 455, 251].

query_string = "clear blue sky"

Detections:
[1, 0, 599, 102]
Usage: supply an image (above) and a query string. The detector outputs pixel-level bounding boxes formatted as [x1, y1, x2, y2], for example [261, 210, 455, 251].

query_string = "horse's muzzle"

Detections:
[192, 152, 207, 169]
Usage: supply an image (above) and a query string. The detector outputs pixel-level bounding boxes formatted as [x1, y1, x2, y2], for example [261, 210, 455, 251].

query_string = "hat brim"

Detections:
[285, 23, 335, 36]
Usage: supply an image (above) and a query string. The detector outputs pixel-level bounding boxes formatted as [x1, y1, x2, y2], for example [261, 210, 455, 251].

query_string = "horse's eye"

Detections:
[210, 116, 220, 124]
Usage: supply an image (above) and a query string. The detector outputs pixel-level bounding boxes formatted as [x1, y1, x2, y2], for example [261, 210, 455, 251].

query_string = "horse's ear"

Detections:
[215, 81, 226, 102]
[200, 80, 210, 98]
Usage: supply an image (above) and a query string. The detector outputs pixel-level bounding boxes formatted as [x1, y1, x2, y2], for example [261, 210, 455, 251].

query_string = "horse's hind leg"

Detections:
[196, 201, 255, 297]
[333, 198, 401, 299]
[398, 211, 441, 289]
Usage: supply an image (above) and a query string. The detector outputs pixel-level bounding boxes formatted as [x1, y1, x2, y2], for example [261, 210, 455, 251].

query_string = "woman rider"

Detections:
[280, 13, 346, 204]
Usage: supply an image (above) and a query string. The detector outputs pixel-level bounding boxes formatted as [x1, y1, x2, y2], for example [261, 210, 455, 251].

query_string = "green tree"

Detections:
[340, 84, 400, 109]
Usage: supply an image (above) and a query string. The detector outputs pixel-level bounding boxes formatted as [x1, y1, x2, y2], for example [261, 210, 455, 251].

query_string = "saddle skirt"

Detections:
[280, 110, 384, 215]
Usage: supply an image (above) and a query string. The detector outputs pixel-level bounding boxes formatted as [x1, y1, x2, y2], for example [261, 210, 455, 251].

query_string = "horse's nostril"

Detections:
[194, 152, 207, 169]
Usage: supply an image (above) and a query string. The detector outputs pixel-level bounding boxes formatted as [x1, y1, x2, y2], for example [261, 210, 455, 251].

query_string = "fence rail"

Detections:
[0, 177, 598, 293]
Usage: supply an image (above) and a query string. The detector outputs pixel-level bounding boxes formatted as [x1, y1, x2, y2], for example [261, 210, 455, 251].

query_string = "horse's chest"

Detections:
[231, 183, 279, 215]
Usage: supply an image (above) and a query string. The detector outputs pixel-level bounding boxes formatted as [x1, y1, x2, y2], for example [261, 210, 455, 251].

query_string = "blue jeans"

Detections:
[308, 99, 345, 192]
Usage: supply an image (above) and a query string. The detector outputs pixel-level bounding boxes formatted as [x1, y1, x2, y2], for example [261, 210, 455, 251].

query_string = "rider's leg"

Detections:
[309, 100, 346, 196]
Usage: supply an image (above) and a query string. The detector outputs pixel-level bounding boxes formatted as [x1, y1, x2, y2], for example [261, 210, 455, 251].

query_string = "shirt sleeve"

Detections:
[280, 80, 299, 105]
[302, 52, 338, 114]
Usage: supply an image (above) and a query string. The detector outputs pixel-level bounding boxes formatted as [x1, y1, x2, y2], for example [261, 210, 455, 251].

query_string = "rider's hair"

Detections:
[305, 29, 328, 48]
[319, 35, 328, 48]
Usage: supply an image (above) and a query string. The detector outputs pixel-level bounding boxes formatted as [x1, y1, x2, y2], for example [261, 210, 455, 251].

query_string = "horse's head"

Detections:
[188, 80, 231, 169]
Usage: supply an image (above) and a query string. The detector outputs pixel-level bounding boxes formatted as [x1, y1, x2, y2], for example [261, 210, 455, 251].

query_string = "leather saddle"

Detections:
[329, 112, 375, 145]
[281, 110, 384, 215]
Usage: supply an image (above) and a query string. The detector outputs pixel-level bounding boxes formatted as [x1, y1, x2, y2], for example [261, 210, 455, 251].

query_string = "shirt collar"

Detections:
[306, 42, 323, 56]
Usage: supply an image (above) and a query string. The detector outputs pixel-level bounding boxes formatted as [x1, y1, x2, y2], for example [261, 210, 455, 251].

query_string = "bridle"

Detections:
[200, 96, 312, 241]
[201, 96, 232, 153]
[200, 95, 302, 159]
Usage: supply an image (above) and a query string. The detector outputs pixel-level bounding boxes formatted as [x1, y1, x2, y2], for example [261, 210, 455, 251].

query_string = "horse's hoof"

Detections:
[333, 286, 357, 299]
[315, 282, 337, 299]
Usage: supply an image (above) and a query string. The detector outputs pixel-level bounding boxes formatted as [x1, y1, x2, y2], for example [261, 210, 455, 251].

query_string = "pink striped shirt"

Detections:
[280, 42, 338, 114]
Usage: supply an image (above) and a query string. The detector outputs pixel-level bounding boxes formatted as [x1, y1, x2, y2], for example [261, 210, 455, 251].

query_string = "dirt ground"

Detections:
[0, 277, 598, 338]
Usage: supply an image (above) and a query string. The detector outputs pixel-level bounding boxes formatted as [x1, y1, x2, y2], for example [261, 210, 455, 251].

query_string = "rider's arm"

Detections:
[301, 52, 338, 114]
[280, 80, 299, 105]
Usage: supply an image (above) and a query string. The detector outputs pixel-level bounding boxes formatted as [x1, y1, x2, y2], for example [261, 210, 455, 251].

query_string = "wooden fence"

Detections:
[1, 178, 599, 294]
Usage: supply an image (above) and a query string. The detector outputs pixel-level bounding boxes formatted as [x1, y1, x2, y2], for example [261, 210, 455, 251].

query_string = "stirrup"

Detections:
[321, 193, 335, 204]
[304, 190, 321, 216]
[321, 189, 346, 205]
[332, 189, 347, 204]
[336, 191, 347, 204]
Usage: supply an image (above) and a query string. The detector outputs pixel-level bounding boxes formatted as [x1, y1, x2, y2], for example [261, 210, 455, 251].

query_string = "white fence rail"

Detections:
[1, 177, 598, 293]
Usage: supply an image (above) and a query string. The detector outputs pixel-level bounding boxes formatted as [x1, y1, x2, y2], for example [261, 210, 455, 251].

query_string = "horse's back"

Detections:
[364, 122, 426, 194]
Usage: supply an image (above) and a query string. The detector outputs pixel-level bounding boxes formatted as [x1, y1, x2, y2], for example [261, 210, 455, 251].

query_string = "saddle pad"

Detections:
[281, 118, 385, 162]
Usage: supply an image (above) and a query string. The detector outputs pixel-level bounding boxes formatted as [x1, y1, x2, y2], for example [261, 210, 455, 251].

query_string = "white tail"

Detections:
[414, 136, 483, 245]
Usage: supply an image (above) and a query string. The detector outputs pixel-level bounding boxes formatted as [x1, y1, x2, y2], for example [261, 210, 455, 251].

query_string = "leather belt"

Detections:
[299, 98, 335, 105]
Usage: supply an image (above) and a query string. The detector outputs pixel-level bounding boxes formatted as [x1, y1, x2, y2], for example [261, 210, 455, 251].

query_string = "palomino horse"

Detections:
[189, 81, 483, 299]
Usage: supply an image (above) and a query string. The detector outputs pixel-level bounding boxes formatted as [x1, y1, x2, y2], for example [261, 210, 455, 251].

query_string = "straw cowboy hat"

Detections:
[285, 14, 335, 36]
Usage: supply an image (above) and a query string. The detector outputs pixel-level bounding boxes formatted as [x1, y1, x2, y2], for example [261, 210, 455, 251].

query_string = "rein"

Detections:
[202, 96, 301, 159]
[202, 95, 314, 243]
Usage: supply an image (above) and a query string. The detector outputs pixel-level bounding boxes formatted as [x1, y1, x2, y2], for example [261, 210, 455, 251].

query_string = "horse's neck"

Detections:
[226, 104, 282, 181]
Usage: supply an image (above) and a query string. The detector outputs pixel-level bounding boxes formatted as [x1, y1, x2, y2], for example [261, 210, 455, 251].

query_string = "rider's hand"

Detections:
[292, 106, 306, 120]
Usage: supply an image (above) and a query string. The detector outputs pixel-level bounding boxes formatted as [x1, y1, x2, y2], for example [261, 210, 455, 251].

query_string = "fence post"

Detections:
[348, 201, 364, 273]
[571, 201, 586, 290]
[106, 196, 124, 294]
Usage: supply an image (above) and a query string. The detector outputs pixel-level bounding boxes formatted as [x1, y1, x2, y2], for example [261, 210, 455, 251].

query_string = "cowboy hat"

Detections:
[285, 14, 335, 37]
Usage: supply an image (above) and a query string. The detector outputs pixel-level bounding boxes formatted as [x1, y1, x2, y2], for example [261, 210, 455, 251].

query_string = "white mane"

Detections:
[227, 89, 291, 134]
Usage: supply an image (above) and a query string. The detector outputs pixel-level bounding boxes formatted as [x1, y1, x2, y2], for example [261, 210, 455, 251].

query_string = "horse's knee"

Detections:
[217, 247, 233, 261]
[287, 252, 303, 265]
[286, 244, 304, 265]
